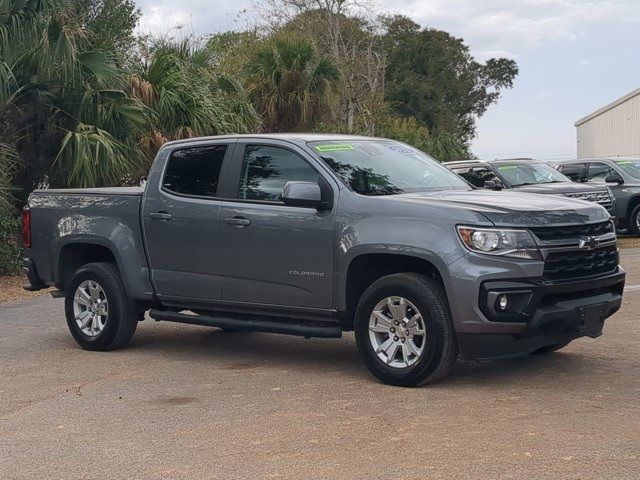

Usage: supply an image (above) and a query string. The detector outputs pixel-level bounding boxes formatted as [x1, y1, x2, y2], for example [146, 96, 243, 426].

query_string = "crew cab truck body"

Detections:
[22, 134, 625, 386]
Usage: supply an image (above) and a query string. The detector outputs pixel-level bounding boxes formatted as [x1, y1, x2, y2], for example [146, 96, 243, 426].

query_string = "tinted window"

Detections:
[587, 162, 617, 182]
[310, 140, 470, 196]
[163, 145, 227, 197]
[559, 163, 587, 182]
[614, 159, 640, 179]
[495, 162, 569, 186]
[239, 145, 319, 201]
[456, 167, 497, 188]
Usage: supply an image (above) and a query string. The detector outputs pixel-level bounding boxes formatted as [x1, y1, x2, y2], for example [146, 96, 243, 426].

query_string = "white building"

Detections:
[575, 87, 640, 158]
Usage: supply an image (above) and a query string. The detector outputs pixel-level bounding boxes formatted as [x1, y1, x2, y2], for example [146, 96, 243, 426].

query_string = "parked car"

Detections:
[22, 135, 625, 387]
[549, 158, 640, 235]
[444, 158, 615, 218]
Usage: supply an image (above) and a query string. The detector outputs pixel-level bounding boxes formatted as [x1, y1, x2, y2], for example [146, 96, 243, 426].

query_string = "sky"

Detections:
[134, 0, 640, 159]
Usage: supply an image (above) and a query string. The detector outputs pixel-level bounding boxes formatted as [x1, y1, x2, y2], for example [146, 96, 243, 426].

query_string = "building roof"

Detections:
[575, 87, 640, 127]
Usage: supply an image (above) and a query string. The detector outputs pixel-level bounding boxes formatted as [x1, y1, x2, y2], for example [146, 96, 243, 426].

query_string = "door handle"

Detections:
[225, 216, 251, 227]
[149, 212, 173, 221]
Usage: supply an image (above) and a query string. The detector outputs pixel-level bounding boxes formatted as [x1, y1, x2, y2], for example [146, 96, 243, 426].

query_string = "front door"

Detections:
[218, 142, 337, 309]
[142, 140, 235, 300]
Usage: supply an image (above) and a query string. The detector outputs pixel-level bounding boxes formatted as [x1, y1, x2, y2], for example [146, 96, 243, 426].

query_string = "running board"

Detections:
[149, 309, 342, 338]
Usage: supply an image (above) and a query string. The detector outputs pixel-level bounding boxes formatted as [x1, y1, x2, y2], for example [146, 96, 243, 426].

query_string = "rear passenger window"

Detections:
[162, 145, 227, 197]
[559, 163, 586, 182]
[238, 145, 319, 201]
[454, 167, 497, 188]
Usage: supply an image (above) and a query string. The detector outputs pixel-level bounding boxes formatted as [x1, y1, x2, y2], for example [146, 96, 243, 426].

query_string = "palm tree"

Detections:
[246, 35, 340, 132]
[0, 0, 149, 190]
[132, 38, 261, 160]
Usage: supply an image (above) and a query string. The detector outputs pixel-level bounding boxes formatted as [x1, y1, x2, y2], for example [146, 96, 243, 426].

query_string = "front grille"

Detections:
[529, 221, 613, 242]
[543, 246, 618, 280]
[564, 190, 613, 212]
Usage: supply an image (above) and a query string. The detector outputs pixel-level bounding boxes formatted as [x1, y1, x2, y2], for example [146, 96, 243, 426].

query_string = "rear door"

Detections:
[217, 140, 337, 309]
[558, 163, 587, 182]
[142, 139, 236, 300]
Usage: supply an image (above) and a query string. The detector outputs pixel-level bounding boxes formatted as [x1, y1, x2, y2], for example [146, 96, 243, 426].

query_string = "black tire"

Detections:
[354, 273, 458, 387]
[629, 204, 640, 236]
[531, 341, 571, 355]
[65, 262, 137, 351]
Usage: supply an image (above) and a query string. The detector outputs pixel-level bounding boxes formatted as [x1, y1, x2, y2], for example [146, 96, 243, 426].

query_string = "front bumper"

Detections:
[457, 268, 625, 359]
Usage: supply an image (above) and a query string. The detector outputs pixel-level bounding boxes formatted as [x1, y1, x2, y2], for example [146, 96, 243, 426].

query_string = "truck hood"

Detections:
[510, 182, 606, 195]
[388, 190, 610, 226]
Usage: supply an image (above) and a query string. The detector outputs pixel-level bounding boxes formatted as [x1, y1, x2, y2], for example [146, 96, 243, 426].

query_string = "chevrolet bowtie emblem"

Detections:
[578, 236, 600, 250]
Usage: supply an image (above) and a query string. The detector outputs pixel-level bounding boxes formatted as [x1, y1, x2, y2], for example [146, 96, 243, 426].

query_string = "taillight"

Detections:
[22, 206, 31, 248]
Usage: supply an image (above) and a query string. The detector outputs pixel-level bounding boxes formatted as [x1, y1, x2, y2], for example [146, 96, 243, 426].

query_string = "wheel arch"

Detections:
[339, 249, 452, 323]
[56, 240, 121, 291]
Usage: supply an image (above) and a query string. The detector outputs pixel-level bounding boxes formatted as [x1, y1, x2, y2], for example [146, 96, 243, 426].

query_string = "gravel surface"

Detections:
[0, 275, 50, 304]
[1, 251, 639, 479]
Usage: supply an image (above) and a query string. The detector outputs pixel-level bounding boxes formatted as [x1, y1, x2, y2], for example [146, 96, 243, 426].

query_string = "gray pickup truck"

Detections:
[22, 134, 625, 386]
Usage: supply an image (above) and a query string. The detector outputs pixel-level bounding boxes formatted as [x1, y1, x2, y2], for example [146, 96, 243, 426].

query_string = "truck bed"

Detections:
[33, 186, 144, 196]
[27, 187, 151, 299]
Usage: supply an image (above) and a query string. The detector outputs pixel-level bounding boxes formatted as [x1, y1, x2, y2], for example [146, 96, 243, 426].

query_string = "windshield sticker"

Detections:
[386, 144, 414, 153]
[314, 144, 354, 152]
[497, 165, 518, 171]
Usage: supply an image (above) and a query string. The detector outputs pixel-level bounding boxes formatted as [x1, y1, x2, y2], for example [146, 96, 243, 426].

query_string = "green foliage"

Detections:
[74, 0, 141, 52]
[381, 15, 518, 154]
[376, 116, 468, 162]
[0, 209, 21, 275]
[246, 35, 340, 132]
[0, 142, 22, 275]
[0, 0, 516, 211]
[133, 37, 260, 160]
[0, 0, 149, 192]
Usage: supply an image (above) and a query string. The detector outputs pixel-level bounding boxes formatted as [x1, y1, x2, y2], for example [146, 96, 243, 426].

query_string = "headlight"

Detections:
[457, 226, 541, 260]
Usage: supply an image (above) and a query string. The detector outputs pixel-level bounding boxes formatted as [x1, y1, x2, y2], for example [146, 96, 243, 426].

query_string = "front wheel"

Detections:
[629, 204, 640, 236]
[65, 262, 137, 351]
[354, 273, 458, 387]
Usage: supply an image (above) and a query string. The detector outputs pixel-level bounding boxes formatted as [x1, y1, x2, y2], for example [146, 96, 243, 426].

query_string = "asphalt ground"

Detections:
[1, 251, 639, 479]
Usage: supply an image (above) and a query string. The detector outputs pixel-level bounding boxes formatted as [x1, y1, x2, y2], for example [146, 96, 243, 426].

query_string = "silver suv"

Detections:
[445, 159, 615, 217]
[550, 158, 640, 235]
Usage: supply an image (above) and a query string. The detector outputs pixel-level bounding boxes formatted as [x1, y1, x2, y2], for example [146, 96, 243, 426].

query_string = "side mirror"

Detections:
[604, 174, 624, 185]
[484, 179, 503, 191]
[282, 181, 323, 209]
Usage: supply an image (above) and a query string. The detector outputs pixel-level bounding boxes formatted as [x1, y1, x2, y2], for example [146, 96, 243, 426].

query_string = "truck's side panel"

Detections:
[28, 192, 154, 301]
[141, 139, 237, 300]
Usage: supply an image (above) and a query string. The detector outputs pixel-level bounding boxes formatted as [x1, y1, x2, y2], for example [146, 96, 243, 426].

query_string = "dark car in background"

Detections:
[444, 158, 615, 218]
[549, 158, 640, 235]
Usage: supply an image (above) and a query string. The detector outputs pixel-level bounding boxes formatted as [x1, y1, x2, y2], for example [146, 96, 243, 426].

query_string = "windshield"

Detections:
[614, 159, 640, 179]
[308, 140, 471, 195]
[495, 162, 569, 187]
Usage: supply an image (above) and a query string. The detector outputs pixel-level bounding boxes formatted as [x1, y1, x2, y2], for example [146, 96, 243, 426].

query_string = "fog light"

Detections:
[497, 294, 508, 312]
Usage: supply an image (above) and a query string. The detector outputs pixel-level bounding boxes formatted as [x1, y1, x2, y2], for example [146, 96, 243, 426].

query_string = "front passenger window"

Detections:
[238, 145, 319, 201]
[586, 162, 617, 183]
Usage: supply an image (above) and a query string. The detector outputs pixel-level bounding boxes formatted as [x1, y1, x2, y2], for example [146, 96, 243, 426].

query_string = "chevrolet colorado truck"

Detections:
[22, 134, 625, 386]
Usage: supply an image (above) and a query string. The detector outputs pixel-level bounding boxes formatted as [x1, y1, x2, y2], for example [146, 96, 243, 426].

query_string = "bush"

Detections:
[0, 207, 22, 275]
[0, 143, 23, 275]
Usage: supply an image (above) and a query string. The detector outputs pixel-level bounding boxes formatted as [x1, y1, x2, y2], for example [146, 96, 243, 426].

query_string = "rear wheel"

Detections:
[65, 262, 137, 351]
[354, 273, 458, 387]
[629, 204, 640, 236]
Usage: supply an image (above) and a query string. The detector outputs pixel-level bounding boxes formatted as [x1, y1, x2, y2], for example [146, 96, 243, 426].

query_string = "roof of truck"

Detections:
[444, 158, 537, 167]
[163, 133, 380, 147]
